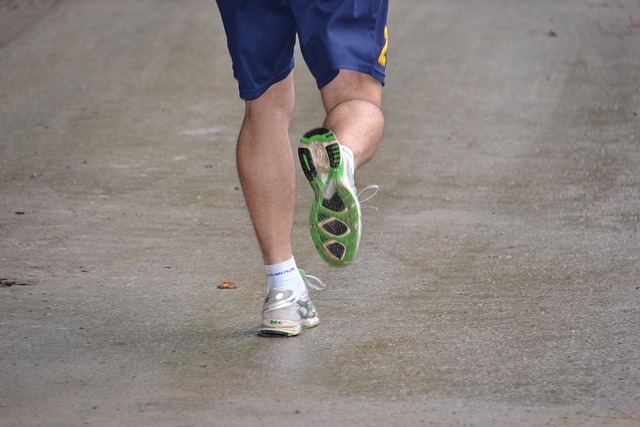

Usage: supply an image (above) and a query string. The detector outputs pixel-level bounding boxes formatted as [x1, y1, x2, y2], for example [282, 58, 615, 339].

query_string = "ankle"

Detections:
[265, 257, 306, 296]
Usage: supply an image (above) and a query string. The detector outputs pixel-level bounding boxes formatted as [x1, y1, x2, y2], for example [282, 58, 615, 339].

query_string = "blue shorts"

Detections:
[216, 0, 389, 100]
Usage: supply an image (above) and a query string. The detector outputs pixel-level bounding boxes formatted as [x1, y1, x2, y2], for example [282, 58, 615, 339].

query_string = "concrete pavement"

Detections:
[1, 0, 639, 425]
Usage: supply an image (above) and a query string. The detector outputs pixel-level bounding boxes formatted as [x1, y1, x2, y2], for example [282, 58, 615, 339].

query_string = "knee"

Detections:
[245, 75, 296, 123]
[321, 70, 383, 113]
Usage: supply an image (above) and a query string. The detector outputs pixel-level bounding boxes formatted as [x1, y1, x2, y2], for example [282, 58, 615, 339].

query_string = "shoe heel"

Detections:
[301, 128, 335, 145]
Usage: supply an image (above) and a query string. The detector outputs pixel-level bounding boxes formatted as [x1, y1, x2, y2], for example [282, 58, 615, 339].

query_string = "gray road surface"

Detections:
[1, 0, 639, 425]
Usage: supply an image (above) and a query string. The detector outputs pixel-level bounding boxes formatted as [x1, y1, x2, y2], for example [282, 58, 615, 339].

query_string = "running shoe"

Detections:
[258, 270, 324, 337]
[298, 128, 361, 267]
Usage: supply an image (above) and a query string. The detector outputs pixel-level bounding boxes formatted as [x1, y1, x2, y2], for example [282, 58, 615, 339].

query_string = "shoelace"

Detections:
[303, 273, 326, 291]
[358, 184, 380, 210]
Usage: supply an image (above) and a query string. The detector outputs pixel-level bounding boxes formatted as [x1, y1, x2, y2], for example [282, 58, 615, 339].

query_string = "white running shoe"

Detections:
[258, 270, 324, 337]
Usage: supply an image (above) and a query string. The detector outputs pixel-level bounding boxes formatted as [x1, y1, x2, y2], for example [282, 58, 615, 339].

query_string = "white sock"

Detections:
[265, 256, 306, 296]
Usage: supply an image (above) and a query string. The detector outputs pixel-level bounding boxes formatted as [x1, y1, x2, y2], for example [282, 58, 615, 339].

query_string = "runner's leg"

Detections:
[237, 73, 296, 264]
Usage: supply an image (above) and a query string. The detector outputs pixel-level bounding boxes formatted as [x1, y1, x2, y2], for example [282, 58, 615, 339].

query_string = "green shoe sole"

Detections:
[298, 128, 361, 267]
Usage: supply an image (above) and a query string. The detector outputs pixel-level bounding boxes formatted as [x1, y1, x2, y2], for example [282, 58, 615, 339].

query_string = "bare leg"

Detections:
[321, 70, 384, 169]
[236, 74, 296, 264]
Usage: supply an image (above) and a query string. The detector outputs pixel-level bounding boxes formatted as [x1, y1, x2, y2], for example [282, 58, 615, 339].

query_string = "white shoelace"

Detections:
[303, 274, 326, 291]
[358, 184, 380, 210]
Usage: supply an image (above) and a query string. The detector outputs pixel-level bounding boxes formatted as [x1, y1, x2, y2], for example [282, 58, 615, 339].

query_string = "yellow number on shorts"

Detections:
[378, 26, 389, 67]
